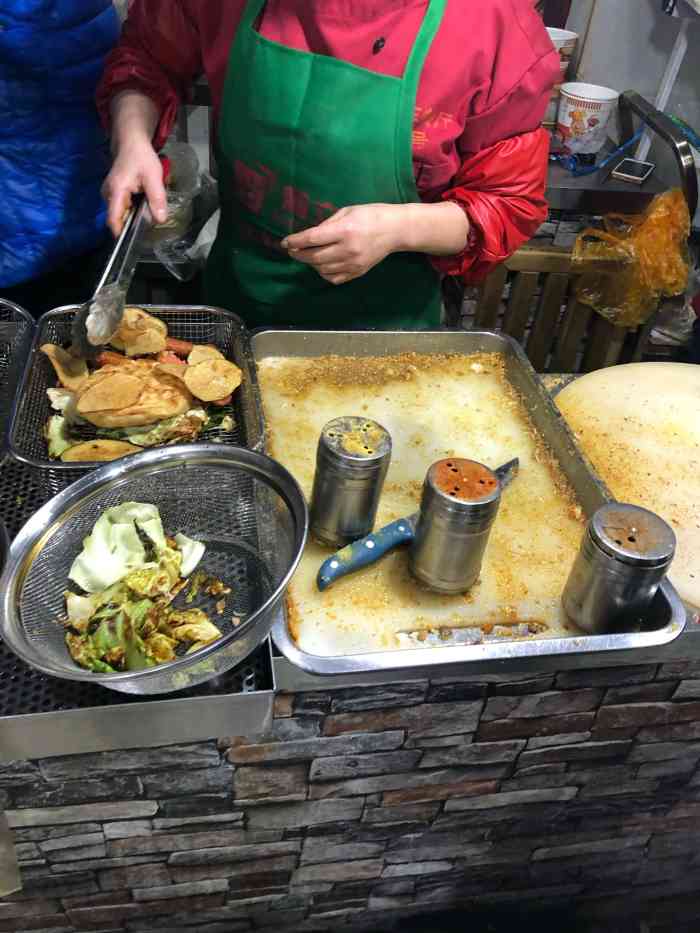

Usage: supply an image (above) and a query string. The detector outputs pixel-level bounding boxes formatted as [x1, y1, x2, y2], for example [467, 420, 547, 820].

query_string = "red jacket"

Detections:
[97, 0, 559, 282]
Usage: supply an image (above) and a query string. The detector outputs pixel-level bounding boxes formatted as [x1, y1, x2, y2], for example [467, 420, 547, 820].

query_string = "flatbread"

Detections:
[188, 345, 224, 365]
[155, 362, 188, 383]
[76, 373, 143, 414]
[110, 307, 167, 356]
[557, 363, 700, 610]
[80, 372, 193, 428]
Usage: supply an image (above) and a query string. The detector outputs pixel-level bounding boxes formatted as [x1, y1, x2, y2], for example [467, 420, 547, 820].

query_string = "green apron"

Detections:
[205, 0, 446, 329]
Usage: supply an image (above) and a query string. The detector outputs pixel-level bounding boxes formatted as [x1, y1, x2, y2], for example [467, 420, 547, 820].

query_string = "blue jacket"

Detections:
[0, 1, 119, 287]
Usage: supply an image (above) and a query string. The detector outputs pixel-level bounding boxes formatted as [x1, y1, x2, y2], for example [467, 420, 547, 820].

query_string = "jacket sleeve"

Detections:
[432, 127, 551, 283]
[432, 1, 560, 284]
[95, 0, 203, 150]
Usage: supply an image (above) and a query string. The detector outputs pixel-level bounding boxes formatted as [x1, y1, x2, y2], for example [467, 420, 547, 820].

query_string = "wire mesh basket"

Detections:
[0, 519, 7, 576]
[8, 305, 264, 481]
[0, 444, 307, 695]
[0, 298, 34, 450]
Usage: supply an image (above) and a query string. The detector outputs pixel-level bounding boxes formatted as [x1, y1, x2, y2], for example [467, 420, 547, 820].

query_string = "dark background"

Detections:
[538, 0, 573, 27]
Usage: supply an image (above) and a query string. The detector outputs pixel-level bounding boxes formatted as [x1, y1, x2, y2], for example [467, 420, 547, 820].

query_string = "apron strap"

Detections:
[396, 0, 448, 202]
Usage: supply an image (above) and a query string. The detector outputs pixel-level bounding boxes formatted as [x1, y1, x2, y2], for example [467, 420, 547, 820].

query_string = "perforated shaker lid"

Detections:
[318, 417, 392, 469]
[426, 458, 501, 509]
[590, 503, 676, 568]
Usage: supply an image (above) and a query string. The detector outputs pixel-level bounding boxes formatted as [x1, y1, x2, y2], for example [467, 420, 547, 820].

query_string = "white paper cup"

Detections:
[547, 27, 579, 61]
[547, 27, 579, 83]
[556, 82, 619, 156]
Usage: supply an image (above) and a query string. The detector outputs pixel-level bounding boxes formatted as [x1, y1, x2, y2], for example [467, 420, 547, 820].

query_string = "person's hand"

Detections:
[102, 136, 168, 236]
[281, 204, 407, 285]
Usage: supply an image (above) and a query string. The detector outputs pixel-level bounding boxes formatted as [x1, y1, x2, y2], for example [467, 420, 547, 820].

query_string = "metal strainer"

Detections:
[0, 445, 307, 695]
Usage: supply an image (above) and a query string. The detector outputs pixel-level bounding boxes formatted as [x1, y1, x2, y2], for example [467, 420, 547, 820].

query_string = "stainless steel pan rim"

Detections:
[272, 578, 687, 676]
[0, 443, 308, 688]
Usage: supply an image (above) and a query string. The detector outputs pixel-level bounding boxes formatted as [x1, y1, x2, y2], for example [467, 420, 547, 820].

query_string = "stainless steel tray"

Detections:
[8, 304, 264, 477]
[248, 329, 687, 676]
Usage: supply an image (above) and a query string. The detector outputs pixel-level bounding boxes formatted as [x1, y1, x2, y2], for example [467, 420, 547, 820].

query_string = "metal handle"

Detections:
[494, 457, 519, 489]
[619, 90, 698, 219]
[93, 193, 149, 296]
[317, 515, 417, 592]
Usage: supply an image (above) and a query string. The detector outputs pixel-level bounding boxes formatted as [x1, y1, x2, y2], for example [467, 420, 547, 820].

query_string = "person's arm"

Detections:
[282, 202, 469, 286]
[430, 3, 560, 283]
[103, 91, 166, 234]
[96, 0, 203, 234]
[431, 126, 552, 283]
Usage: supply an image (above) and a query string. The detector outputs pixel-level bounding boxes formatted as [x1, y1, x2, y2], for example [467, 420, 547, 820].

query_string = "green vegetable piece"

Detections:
[45, 415, 75, 459]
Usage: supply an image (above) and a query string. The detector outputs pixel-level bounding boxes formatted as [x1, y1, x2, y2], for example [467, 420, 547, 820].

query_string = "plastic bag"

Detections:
[154, 210, 220, 283]
[145, 141, 201, 247]
[651, 241, 700, 346]
[571, 189, 690, 328]
[153, 172, 219, 282]
[188, 209, 220, 264]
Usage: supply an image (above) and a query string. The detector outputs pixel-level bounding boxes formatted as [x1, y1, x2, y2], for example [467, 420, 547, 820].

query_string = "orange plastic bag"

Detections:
[571, 189, 690, 328]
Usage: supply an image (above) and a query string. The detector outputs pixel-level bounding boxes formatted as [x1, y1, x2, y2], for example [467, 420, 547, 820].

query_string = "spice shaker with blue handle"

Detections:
[317, 457, 519, 594]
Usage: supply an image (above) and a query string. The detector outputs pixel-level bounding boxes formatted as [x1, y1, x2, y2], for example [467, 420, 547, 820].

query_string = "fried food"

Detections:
[41, 344, 89, 391]
[187, 345, 224, 365]
[76, 373, 144, 413]
[110, 307, 167, 357]
[185, 359, 242, 402]
[61, 440, 143, 462]
[155, 361, 188, 382]
[165, 337, 194, 356]
[82, 371, 193, 428]
[43, 309, 243, 462]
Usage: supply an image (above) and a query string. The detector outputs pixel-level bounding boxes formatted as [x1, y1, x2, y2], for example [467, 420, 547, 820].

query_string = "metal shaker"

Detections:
[409, 458, 503, 594]
[562, 502, 676, 634]
[316, 456, 518, 593]
[309, 416, 392, 548]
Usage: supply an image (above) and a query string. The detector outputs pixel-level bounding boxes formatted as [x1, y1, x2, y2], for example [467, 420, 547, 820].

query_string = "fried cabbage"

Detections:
[63, 503, 222, 675]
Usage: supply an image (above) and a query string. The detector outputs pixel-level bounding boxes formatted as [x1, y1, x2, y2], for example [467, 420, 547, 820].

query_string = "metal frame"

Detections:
[7, 303, 262, 471]
[619, 90, 698, 220]
[0, 298, 35, 454]
[0, 647, 275, 762]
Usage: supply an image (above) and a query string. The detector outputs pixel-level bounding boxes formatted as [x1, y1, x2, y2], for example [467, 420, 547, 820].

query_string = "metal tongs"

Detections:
[70, 194, 151, 358]
[71, 158, 170, 358]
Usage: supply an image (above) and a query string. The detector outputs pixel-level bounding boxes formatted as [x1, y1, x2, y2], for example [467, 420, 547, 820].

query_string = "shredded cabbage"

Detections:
[45, 415, 74, 458]
[68, 502, 167, 592]
[175, 533, 205, 576]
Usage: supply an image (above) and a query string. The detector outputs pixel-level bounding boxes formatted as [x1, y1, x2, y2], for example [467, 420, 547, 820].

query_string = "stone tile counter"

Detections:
[3, 660, 700, 932]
